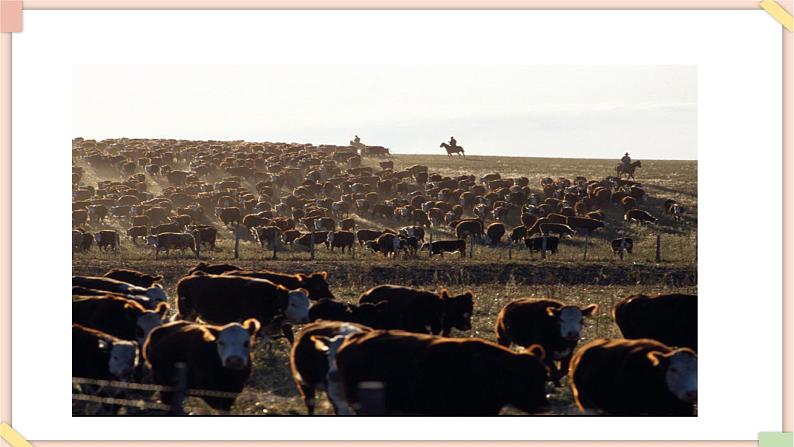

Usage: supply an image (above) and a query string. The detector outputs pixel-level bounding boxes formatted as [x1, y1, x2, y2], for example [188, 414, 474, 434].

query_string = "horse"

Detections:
[616, 160, 642, 179]
[441, 142, 465, 158]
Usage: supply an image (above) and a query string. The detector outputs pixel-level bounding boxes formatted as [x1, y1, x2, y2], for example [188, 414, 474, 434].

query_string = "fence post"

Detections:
[233, 225, 240, 259]
[508, 238, 512, 260]
[310, 228, 315, 260]
[619, 237, 625, 261]
[272, 232, 277, 260]
[169, 362, 188, 415]
[357, 381, 386, 415]
[195, 231, 201, 258]
[655, 234, 661, 262]
[583, 234, 589, 261]
[541, 235, 547, 259]
[469, 234, 474, 259]
[428, 227, 433, 258]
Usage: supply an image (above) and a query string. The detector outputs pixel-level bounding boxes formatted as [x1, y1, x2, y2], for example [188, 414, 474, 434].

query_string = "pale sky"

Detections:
[73, 65, 697, 160]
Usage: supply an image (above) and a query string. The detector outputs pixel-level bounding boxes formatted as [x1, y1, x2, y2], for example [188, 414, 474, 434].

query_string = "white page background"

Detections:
[11, 9, 782, 441]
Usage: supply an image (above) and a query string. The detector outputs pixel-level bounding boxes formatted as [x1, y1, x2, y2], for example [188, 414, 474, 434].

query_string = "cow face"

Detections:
[146, 235, 158, 246]
[215, 319, 261, 370]
[284, 289, 311, 323]
[650, 349, 698, 403]
[134, 303, 169, 345]
[549, 304, 598, 342]
[100, 339, 138, 380]
[300, 272, 334, 300]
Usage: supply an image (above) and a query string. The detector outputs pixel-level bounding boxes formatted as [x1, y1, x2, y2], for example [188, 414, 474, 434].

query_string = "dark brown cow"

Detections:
[326, 231, 355, 253]
[570, 338, 697, 415]
[524, 236, 560, 255]
[95, 230, 120, 251]
[144, 319, 261, 411]
[356, 229, 383, 246]
[251, 225, 280, 248]
[73, 324, 138, 382]
[313, 330, 549, 415]
[221, 270, 334, 300]
[72, 295, 169, 345]
[484, 222, 506, 245]
[216, 207, 242, 226]
[126, 226, 148, 244]
[422, 239, 466, 257]
[566, 216, 605, 236]
[495, 298, 597, 386]
[359, 285, 474, 336]
[455, 220, 483, 240]
[539, 222, 575, 239]
[611, 237, 634, 254]
[150, 222, 181, 235]
[103, 268, 162, 288]
[190, 226, 218, 249]
[613, 294, 697, 350]
[176, 273, 310, 342]
[188, 262, 241, 275]
[146, 232, 198, 258]
[73, 275, 168, 305]
[625, 209, 657, 224]
[290, 321, 373, 414]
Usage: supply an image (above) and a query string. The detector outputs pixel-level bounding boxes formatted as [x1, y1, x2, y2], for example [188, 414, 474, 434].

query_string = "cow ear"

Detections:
[243, 318, 261, 337]
[527, 344, 545, 360]
[581, 304, 598, 317]
[155, 302, 169, 317]
[546, 306, 559, 317]
[314, 271, 328, 280]
[153, 275, 163, 282]
[646, 351, 665, 367]
[310, 335, 333, 353]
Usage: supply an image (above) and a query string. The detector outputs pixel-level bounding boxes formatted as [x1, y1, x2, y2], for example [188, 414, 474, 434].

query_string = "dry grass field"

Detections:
[73, 153, 697, 416]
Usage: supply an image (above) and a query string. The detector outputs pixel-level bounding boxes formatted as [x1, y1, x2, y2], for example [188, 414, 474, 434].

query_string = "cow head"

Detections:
[284, 288, 311, 323]
[326, 232, 335, 244]
[648, 348, 698, 403]
[547, 304, 598, 342]
[441, 290, 475, 331]
[100, 339, 138, 380]
[214, 319, 261, 370]
[145, 235, 158, 246]
[133, 302, 169, 345]
[298, 272, 334, 300]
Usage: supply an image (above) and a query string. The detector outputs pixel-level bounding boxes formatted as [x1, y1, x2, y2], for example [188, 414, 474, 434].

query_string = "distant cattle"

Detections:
[359, 285, 474, 336]
[312, 330, 549, 415]
[126, 226, 148, 244]
[188, 262, 241, 276]
[495, 298, 597, 386]
[524, 235, 560, 255]
[566, 217, 605, 236]
[570, 338, 697, 415]
[665, 199, 684, 221]
[539, 223, 575, 239]
[613, 294, 697, 350]
[290, 321, 373, 414]
[484, 223, 506, 245]
[422, 239, 466, 257]
[356, 229, 383, 246]
[455, 220, 483, 240]
[146, 232, 198, 258]
[144, 319, 261, 411]
[72, 295, 169, 345]
[216, 207, 242, 226]
[251, 225, 281, 249]
[150, 222, 181, 235]
[625, 209, 657, 224]
[73, 324, 138, 382]
[189, 225, 217, 250]
[176, 273, 310, 342]
[327, 231, 355, 253]
[103, 268, 162, 288]
[611, 237, 633, 255]
[94, 230, 120, 251]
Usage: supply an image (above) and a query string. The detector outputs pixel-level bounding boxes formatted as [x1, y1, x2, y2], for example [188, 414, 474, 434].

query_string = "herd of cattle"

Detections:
[72, 264, 697, 416]
[71, 138, 686, 259]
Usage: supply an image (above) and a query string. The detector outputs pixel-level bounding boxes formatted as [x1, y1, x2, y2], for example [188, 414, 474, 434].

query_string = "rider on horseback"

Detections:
[354, 135, 361, 145]
[621, 152, 631, 170]
[449, 136, 458, 148]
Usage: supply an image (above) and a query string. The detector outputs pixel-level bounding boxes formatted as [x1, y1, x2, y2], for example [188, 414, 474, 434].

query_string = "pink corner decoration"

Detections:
[0, 0, 22, 33]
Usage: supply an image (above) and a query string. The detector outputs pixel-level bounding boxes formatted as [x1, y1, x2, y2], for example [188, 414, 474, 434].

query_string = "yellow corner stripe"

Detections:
[0, 423, 33, 447]
[760, 0, 794, 32]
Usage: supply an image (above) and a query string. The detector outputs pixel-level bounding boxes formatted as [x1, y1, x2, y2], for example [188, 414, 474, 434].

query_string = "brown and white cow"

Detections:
[570, 338, 697, 415]
[144, 319, 261, 411]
